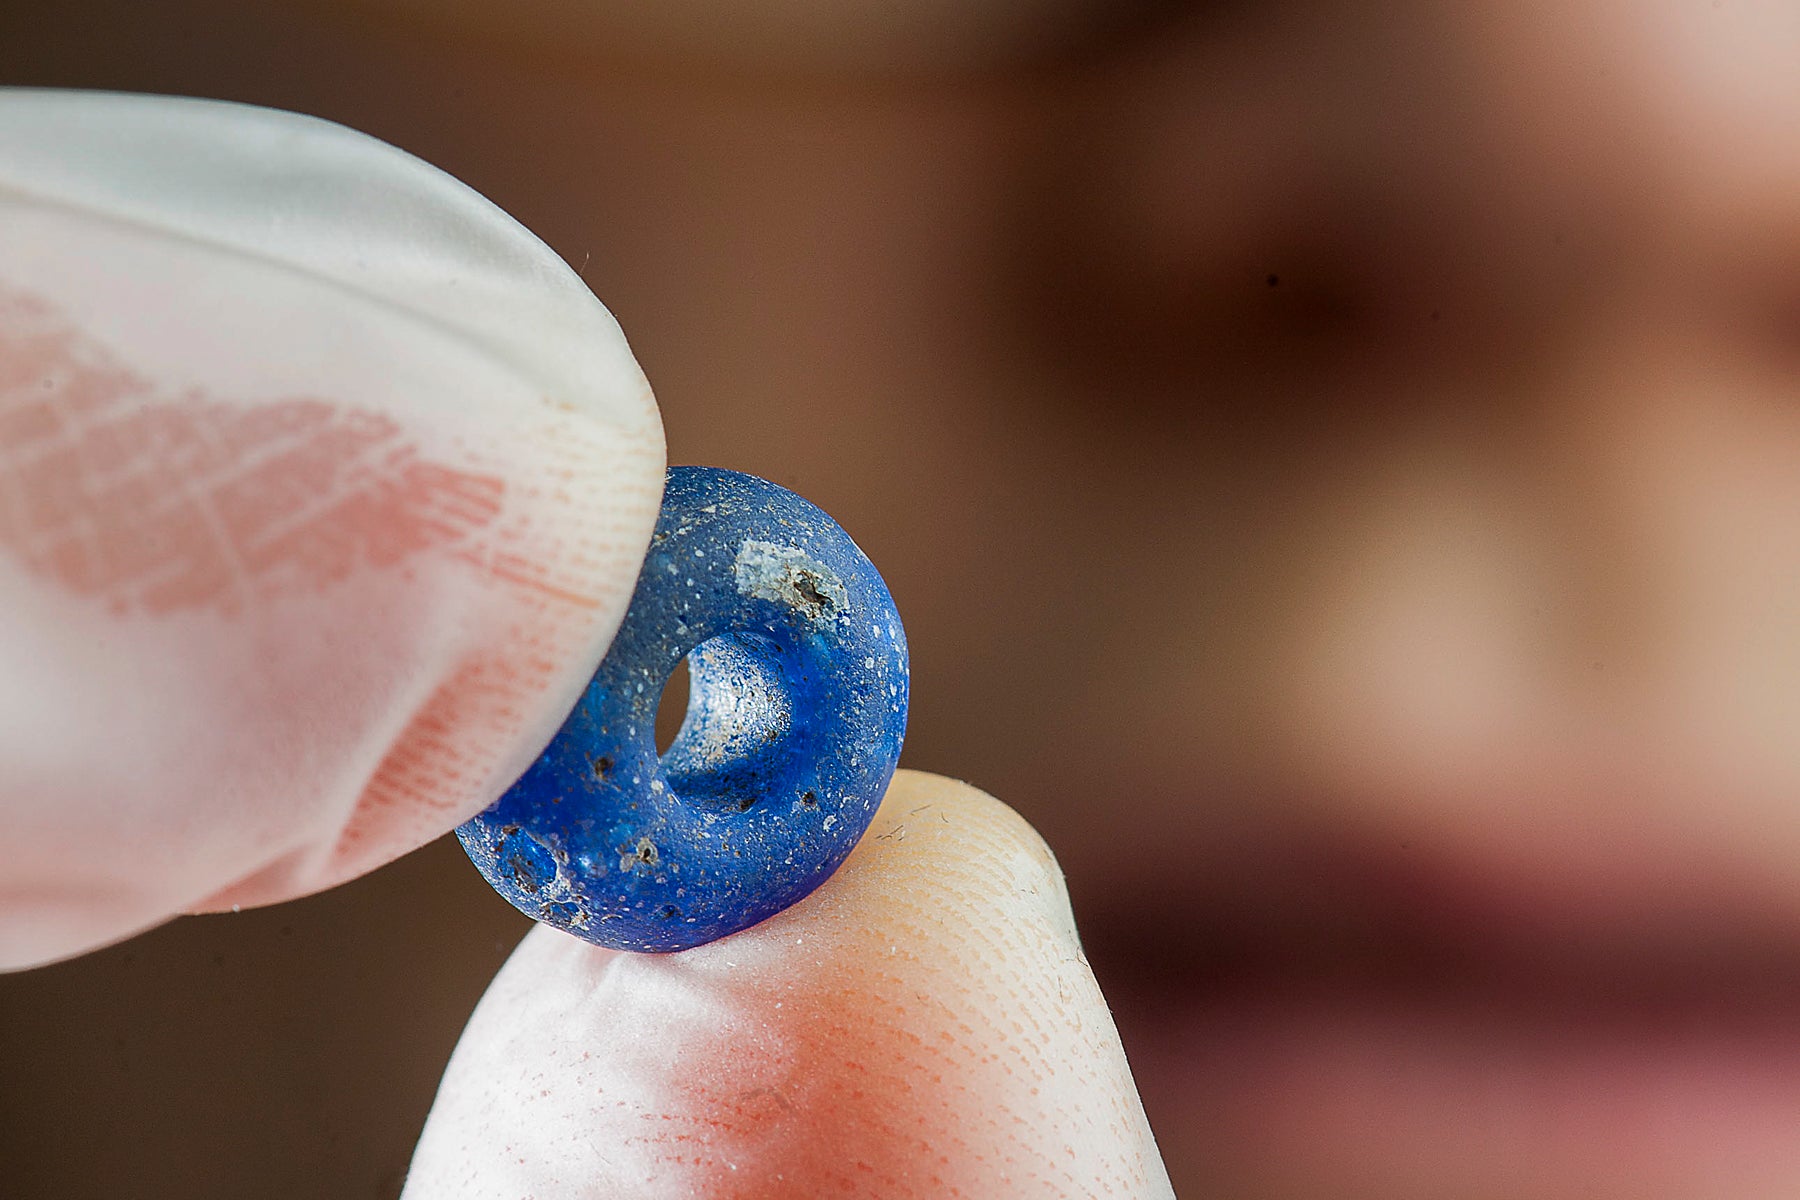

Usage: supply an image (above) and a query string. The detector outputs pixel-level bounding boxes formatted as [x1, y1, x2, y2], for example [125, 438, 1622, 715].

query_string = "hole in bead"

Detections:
[654, 656, 691, 755]
[659, 632, 800, 811]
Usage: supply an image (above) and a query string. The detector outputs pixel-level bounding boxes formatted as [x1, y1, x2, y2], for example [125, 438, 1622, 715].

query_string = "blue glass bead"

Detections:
[458, 466, 909, 952]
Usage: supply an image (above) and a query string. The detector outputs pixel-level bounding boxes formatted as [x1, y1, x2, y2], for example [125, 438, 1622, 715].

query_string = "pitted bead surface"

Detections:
[458, 466, 909, 952]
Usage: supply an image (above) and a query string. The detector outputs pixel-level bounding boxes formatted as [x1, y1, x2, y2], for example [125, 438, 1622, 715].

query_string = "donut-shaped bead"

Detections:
[457, 466, 909, 952]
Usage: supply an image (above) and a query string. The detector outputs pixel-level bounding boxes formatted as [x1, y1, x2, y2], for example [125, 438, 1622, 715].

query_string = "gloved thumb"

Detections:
[405, 770, 1176, 1198]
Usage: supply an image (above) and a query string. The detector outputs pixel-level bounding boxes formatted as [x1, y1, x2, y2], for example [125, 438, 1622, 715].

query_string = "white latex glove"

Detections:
[0, 89, 1172, 1197]
[0, 87, 665, 968]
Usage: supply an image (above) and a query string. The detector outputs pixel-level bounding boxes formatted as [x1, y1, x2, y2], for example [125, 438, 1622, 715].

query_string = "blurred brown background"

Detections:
[6, 1, 1800, 1197]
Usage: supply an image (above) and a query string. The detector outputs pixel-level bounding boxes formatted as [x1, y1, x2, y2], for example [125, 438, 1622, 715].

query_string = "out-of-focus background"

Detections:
[5, 2, 1800, 1197]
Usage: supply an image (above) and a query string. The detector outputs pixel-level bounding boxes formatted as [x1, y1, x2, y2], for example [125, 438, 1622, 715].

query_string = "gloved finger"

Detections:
[404, 770, 1175, 1198]
[0, 88, 665, 970]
